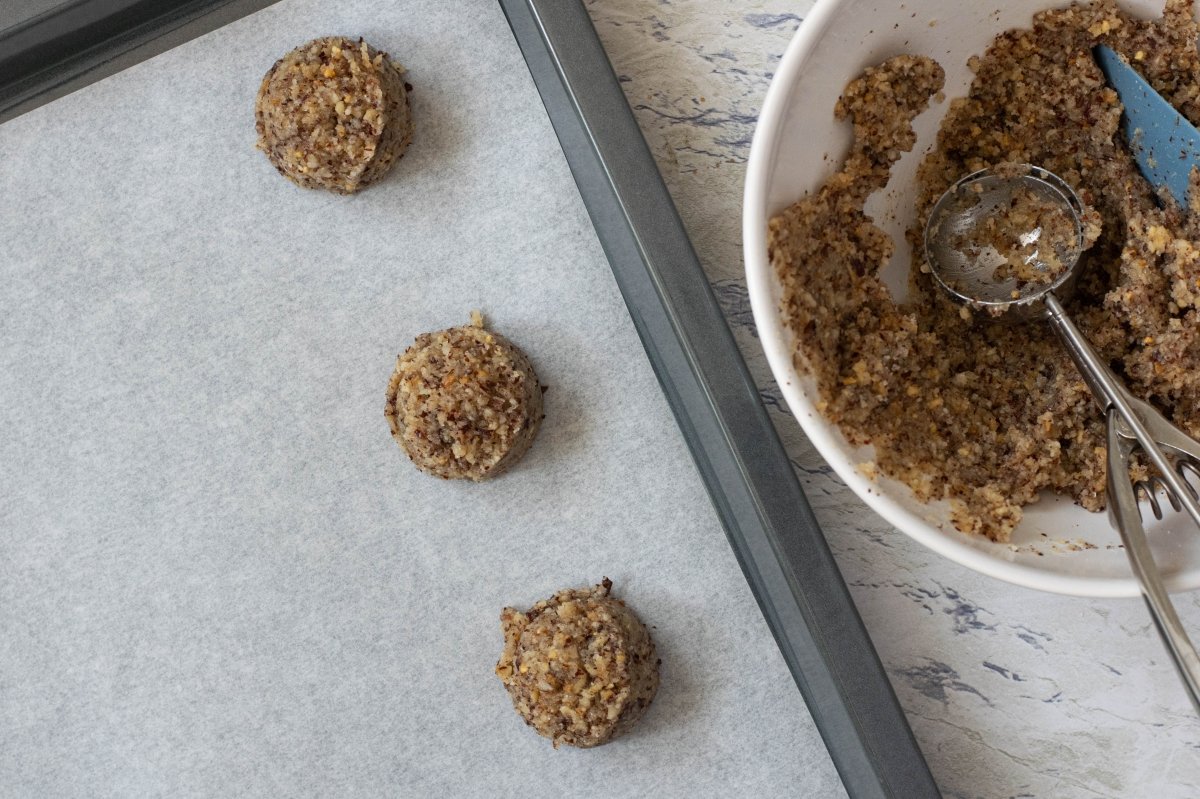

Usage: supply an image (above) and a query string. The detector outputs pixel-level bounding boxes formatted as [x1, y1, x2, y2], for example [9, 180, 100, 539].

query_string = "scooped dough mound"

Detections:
[256, 36, 412, 193]
[385, 313, 543, 480]
[496, 579, 660, 749]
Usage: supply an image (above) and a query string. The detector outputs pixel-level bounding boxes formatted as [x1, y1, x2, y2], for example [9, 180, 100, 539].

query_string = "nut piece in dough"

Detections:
[496, 579, 660, 748]
[256, 36, 412, 194]
[385, 313, 543, 480]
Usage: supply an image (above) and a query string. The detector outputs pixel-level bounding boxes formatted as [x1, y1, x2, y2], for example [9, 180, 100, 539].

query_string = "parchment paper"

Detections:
[0, 1, 845, 795]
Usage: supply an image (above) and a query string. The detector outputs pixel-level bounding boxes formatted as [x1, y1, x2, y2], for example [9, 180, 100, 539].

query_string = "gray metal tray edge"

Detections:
[498, 2, 939, 797]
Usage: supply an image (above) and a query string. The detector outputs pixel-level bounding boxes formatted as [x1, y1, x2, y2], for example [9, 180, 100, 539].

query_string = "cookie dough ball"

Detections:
[385, 313, 543, 480]
[496, 579, 660, 748]
[255, 36, 412, 194]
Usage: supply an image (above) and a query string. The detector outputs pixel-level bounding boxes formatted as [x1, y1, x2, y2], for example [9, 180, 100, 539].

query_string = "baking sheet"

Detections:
[0, 0, 846, 795]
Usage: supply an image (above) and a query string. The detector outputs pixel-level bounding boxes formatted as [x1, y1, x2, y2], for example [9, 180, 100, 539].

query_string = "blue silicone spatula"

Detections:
[1094, 44, 1200, 207]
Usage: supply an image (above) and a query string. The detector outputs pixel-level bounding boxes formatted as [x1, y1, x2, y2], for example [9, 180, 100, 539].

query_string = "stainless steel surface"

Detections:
[1107, 411, 1200, 714]
[1045, 282, 1200, 716]
[924, 164, 1083, 321]
[1042, 295, 1200, 714]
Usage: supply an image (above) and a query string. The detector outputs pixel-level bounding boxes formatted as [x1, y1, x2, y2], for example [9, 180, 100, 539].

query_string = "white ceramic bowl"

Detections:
[743, 0, 1200, 597]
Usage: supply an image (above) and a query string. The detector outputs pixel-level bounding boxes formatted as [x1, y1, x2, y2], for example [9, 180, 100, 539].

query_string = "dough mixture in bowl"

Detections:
[768, 0, 1200, 541]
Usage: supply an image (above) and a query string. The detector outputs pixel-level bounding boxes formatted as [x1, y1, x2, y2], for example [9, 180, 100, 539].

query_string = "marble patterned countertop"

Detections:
[587, 1, 1200, 796]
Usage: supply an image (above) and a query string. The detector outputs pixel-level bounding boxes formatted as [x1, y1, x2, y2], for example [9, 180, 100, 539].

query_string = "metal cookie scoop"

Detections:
[925, 164, 1200, 714]
[924, 165, 1085, 319]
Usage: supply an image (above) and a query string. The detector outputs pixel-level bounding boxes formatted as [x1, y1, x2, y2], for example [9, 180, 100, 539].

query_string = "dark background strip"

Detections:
[0, 0, 277, 123]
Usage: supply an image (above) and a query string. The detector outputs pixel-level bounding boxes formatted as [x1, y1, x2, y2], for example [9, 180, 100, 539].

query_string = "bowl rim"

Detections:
[741, 0, 1200, 599]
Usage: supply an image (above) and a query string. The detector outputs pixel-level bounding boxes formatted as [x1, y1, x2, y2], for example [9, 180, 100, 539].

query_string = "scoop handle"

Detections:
[1045, 293, 1200, 713]
[1044, 294, 1200, 529]
[1106, 412, 1200, 714]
